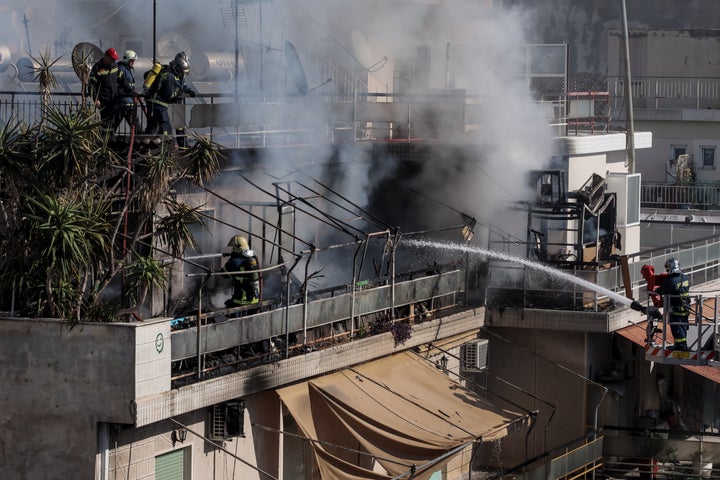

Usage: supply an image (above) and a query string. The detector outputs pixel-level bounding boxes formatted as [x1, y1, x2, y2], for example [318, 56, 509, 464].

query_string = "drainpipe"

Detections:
[98, 423, 109, 480]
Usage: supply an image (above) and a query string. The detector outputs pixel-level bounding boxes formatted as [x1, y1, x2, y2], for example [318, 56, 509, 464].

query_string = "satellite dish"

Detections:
[71, 42, 103, 81]
[157, 32, 192, 59]
[284, 41, 308, 95]
[351, 30, 373, 69]
[0, 44, 11, 74]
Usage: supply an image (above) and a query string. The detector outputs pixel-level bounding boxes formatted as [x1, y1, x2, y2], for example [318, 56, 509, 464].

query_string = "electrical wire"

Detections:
[169, 418, 277, 480]
[251, 422, 414, 468]
[89, 0, 133, 32]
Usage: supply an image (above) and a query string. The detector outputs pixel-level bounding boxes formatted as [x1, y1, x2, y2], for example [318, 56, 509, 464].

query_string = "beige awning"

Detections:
[277, 351, 528, 480]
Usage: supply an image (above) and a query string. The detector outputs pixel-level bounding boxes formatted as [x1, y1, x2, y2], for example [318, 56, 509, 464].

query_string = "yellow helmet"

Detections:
[228, 235, 249, 253]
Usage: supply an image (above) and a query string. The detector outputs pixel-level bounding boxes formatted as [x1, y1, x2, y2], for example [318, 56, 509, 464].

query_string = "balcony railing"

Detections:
[0, 87, 614, 149]
[609, 76, 720, 110]
[642, 182, 720, 210]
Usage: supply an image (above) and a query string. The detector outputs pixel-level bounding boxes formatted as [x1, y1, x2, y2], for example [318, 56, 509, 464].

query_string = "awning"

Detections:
[276, 351, 528, 480]
[616, 322, 720, 383]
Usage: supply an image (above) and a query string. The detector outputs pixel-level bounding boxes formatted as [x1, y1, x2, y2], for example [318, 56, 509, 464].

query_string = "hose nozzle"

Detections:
[630, 301, 647, 314]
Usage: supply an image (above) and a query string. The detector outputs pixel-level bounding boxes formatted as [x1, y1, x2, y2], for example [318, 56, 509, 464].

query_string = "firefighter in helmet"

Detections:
[117, 50, 140, 131]
[222, 235, 261, 309]
[143, 52, 196, 148]
[87, 48, 121, 138]
[654, 257, 691, 351]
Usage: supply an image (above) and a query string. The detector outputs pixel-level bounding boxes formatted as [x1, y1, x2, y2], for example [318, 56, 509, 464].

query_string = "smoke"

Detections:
[3, 0, 556, 291]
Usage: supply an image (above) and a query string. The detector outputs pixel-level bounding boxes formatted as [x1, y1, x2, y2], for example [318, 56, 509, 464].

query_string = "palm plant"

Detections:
[0, 63, 228, 323]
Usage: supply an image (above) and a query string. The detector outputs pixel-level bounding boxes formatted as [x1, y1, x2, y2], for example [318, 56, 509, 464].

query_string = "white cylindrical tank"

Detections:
[193, 52, 246, 82]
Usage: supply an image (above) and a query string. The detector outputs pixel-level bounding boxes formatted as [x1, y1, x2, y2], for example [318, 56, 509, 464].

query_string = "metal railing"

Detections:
[642, 182, 720, 210]
[0, 87, 615, 150]
[487, 232, 720, 311]
[609, 76, 720, 110]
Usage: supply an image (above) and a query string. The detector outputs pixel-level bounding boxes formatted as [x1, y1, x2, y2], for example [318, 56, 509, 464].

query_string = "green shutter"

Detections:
[155, 449, 185, 480]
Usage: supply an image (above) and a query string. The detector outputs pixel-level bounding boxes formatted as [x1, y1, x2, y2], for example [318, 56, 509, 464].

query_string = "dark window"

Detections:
[702, 147, 715, 168]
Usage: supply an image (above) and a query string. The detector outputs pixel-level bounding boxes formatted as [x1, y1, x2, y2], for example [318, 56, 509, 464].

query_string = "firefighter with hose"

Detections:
[633, 257, 691, 350]
[222, 235, 261, 313]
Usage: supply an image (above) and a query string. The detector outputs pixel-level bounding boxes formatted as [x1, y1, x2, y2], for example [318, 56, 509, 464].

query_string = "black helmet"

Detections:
[665, 257, 680, 273]
[171, 57, 190, 76]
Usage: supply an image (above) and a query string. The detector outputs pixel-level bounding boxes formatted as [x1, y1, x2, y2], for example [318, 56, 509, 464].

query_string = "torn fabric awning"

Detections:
[276, 351, 528, 480]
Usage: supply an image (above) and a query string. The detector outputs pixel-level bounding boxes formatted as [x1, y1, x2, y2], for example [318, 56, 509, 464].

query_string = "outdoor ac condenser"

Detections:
[209, 401, 245, 440]
[460, 339, 488, 372]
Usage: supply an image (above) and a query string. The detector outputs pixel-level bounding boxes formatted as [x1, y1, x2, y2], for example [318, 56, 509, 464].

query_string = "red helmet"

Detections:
[104, 48, 119, 61]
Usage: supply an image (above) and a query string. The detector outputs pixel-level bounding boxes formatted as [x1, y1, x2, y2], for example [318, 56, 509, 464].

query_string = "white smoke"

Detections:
[3, 0, 557, 288]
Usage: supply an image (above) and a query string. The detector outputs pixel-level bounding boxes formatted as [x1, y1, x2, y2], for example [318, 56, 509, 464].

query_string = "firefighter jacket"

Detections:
[222, 251, 261, 305]
[655, 271, 690, 316]
[146, 68, 195, 108]
[116, 61, 136, 106]
[87, 59, 119, 106]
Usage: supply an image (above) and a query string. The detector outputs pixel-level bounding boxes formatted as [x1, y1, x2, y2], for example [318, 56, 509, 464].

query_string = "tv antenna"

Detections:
[22, 14, 32, 55]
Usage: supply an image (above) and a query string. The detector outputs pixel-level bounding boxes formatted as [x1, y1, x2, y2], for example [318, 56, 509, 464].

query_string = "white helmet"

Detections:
[123, 50, 137, 62]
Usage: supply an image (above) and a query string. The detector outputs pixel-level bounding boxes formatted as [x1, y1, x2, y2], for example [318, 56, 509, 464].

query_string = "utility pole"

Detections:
[152, 0, 157, 62]
[621, 0, 635, 172]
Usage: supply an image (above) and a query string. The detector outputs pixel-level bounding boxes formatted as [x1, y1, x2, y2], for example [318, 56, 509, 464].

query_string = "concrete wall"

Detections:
[0, 317, 171, 480]
[608, 29, 720, 79]
[635, 120, 720, 184]
[0, 319, 136, 479]
[482, 327, 588, 465]
[109, 390, 280, 480]
[505, 1, 720, 74]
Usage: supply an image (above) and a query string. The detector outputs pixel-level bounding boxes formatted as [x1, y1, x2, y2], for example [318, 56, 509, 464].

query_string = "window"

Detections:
[672, 145, 687, 161]
[155, 448, 190, 480]
[702, 146, 716, 168]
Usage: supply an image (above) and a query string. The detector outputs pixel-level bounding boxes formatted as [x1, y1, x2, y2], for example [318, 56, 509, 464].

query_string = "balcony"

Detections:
[642, 182, 720, 210]
[0, 87, 616, 148]
[609, 76, 720, 113]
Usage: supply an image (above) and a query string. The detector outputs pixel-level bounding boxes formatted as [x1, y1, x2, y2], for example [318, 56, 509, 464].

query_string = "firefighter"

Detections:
[222, 235, 261, 310]
[87, 47, 120, 139]
[143, 52, 196, 148]
[653, 257, 691, 351]
[116, 50, 140, 133]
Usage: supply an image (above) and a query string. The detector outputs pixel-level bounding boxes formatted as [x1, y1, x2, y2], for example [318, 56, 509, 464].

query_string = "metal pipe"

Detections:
[350, 243, 363, 339]
[196, 281, 203, 379]
[152, 0, 157, 62]
[621, 0, 636, 172]
[284, 257, 302, 359]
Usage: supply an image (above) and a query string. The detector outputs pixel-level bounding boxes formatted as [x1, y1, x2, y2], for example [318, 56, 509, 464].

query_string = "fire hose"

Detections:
[631, 300, 662, 319]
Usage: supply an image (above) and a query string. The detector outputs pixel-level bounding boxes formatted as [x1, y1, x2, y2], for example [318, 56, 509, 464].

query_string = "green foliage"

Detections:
[24, 191, 111, 281]
[0, 59, 226, 322]
[156, 198, 204, 258]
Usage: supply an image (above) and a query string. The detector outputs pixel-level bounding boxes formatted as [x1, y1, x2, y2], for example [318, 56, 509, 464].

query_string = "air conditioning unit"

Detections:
[460, 339, 488, 372]
[209, 400, 245, 441]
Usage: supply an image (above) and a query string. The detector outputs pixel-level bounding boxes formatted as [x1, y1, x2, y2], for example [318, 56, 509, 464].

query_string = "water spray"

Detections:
[405, 239, 635, 307]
